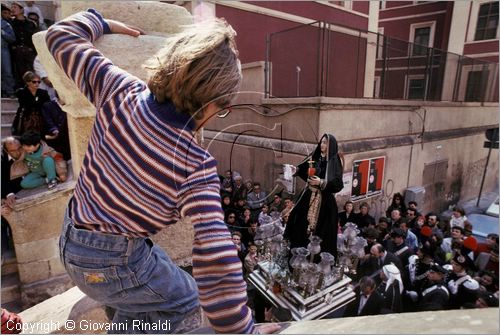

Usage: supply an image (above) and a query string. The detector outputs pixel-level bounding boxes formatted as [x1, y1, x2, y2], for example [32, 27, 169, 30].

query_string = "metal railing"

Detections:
[265, 21, 499, 103]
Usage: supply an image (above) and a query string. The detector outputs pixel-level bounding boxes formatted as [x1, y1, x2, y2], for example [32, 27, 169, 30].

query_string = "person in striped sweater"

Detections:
[47, 9, 279, 334]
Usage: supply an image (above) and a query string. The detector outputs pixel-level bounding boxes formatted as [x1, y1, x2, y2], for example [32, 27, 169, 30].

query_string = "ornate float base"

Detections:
[248, 261, 355, 321]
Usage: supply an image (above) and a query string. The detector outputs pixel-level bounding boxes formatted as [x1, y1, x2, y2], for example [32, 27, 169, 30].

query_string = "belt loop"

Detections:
[125, 238, 135, 257]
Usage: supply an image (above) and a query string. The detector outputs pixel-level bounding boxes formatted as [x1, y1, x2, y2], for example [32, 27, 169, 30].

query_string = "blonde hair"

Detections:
[147, 18, 241, 120]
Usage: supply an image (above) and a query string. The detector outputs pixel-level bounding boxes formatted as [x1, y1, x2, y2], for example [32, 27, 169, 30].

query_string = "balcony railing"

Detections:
[264, 21, 499, 103]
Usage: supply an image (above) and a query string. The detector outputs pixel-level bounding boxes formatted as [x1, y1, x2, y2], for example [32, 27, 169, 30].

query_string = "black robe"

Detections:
[284, 134, 343, 258]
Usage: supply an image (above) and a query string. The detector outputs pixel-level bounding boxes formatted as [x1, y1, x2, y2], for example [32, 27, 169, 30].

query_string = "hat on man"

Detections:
[462, 236, 478, 252]
[11, 1, 25, 9]
[1, 4, 10, 11]
[452, 252, 475, 270]
[429, 263, 447, 275]
[420, 226, 433, 237]
[390, 228, 405, 239]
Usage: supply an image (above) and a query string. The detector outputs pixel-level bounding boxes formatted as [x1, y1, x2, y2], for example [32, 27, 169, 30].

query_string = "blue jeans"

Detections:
[59, 206, 199, 334]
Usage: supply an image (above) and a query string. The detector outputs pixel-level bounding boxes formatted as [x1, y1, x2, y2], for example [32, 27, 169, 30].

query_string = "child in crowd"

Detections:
[19, 131, 66, 189]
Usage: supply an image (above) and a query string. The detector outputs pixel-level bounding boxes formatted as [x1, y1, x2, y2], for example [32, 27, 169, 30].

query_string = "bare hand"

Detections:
[254, 323, 281, 334]
[5, 194, 16, 209]
[105, 19, 145, 37]
[308, 176, 321, 186]
[2, 204, 12, 216]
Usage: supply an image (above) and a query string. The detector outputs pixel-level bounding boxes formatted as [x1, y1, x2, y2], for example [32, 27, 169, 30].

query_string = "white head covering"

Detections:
[382, 263, 403, 294]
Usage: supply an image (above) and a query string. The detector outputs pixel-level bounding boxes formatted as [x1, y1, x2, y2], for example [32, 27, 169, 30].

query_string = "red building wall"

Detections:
[246, 1, 368, 30]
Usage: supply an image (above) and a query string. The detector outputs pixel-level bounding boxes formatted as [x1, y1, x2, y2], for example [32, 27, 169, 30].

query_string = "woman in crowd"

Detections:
[339, 200, 355, 228]
[386, 192, 406, 219]
[12, 71, 49, 136]
[284, 134, 344, 258]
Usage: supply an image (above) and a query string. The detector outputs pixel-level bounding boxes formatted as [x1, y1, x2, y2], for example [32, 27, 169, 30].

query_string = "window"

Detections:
[413, 27, 431, 55]
[475, 2, 499, 40]
[465, 70, 487, 101]
[409, 22, 435, 57]
[407, 77, 426, 100]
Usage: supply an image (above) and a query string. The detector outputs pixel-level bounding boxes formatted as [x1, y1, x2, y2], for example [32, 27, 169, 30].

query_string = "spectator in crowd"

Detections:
[232, 174, 247, 203]
[221, 170, 233, 194]
[1, 137, 27, 207]
[241, 219, 258, 248]
[358, 243, 403, 278]
[425, 212, 444, 238]
[418, 263, 449, 311]
[441, 226, 465, 260]
[386, 192, 406, 218]
[284, 134, 344, 258]
[23, 1, 44, 27]
[1, 4, 16, 98]
[407, 245, 436, 294]
[269, 193, 284, 213]
[224, 210, 239, 231]
[47, 10, 280, 334]
[244, 178, 253, 194]
[406, 208, 418, 229]
[361, 226, 379, 255]
[463, 220, 473, 237]
[26, 11, 46, 30]
[221, 193, 234, 214]
[377, 263, 404, 313]
[475, 291, 499, 308]
[475, 244, 499, 277]
[389, 208, 403, 227]
[474, 270, 498, 293]
[474, 233, 498, 258]
[338, 200, 355, 228]
[450, 206, 467, 229]
[239, 207, 252, 229]
[399, 220, 418, 252]
[12, 71, 49, 136]
[447, 253, 480, 309]
[258, 204, 271, 225]
[9, 1, 38, 88]
[234, 197, 247, 218]
[376, 217, 390, 244]
[19, 131, 66, 189]
[244, 242, 258, 275]
[355, 202, 375, 229]
[343, 276, 384, 317]
[387, 228, 413, 268]
[407, 201, 420, 216]
[231, 231, 247, 263]
[247, 182, 267, 215]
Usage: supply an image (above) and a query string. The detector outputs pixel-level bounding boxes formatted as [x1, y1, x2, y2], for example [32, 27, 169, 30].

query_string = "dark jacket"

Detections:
[344, 290, 385, 317]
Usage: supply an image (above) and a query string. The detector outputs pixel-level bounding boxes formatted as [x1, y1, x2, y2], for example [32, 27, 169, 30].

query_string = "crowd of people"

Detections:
[1, 1, 71, 201]
[219, 170, 499, 320]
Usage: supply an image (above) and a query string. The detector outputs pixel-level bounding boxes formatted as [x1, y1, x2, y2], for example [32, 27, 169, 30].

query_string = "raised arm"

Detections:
[45, 10, 140, 111]
[178, 157, 254, 334]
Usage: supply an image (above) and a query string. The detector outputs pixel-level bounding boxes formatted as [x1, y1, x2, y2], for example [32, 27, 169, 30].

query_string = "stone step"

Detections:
[2, 249, 18, 276]
[1, 272, 21, 304]
[2, 109, 16, 124]
[1, 97, 19, 111]
[2, 123, 13, 138]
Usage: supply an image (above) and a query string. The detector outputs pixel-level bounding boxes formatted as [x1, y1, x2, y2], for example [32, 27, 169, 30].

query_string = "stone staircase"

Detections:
[1, 249, 22, 313]
[1, 98, 18, 138]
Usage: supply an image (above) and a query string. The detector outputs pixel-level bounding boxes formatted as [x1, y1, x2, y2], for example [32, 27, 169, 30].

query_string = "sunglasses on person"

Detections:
[31, 80, 41, 84]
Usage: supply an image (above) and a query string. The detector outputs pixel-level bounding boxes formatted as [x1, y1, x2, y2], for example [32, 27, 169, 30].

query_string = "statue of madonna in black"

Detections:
[284, 134, 344, 259]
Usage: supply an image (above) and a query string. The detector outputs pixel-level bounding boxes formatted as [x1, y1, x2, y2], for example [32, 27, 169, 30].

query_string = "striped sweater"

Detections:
[46, 10, 254, 333]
